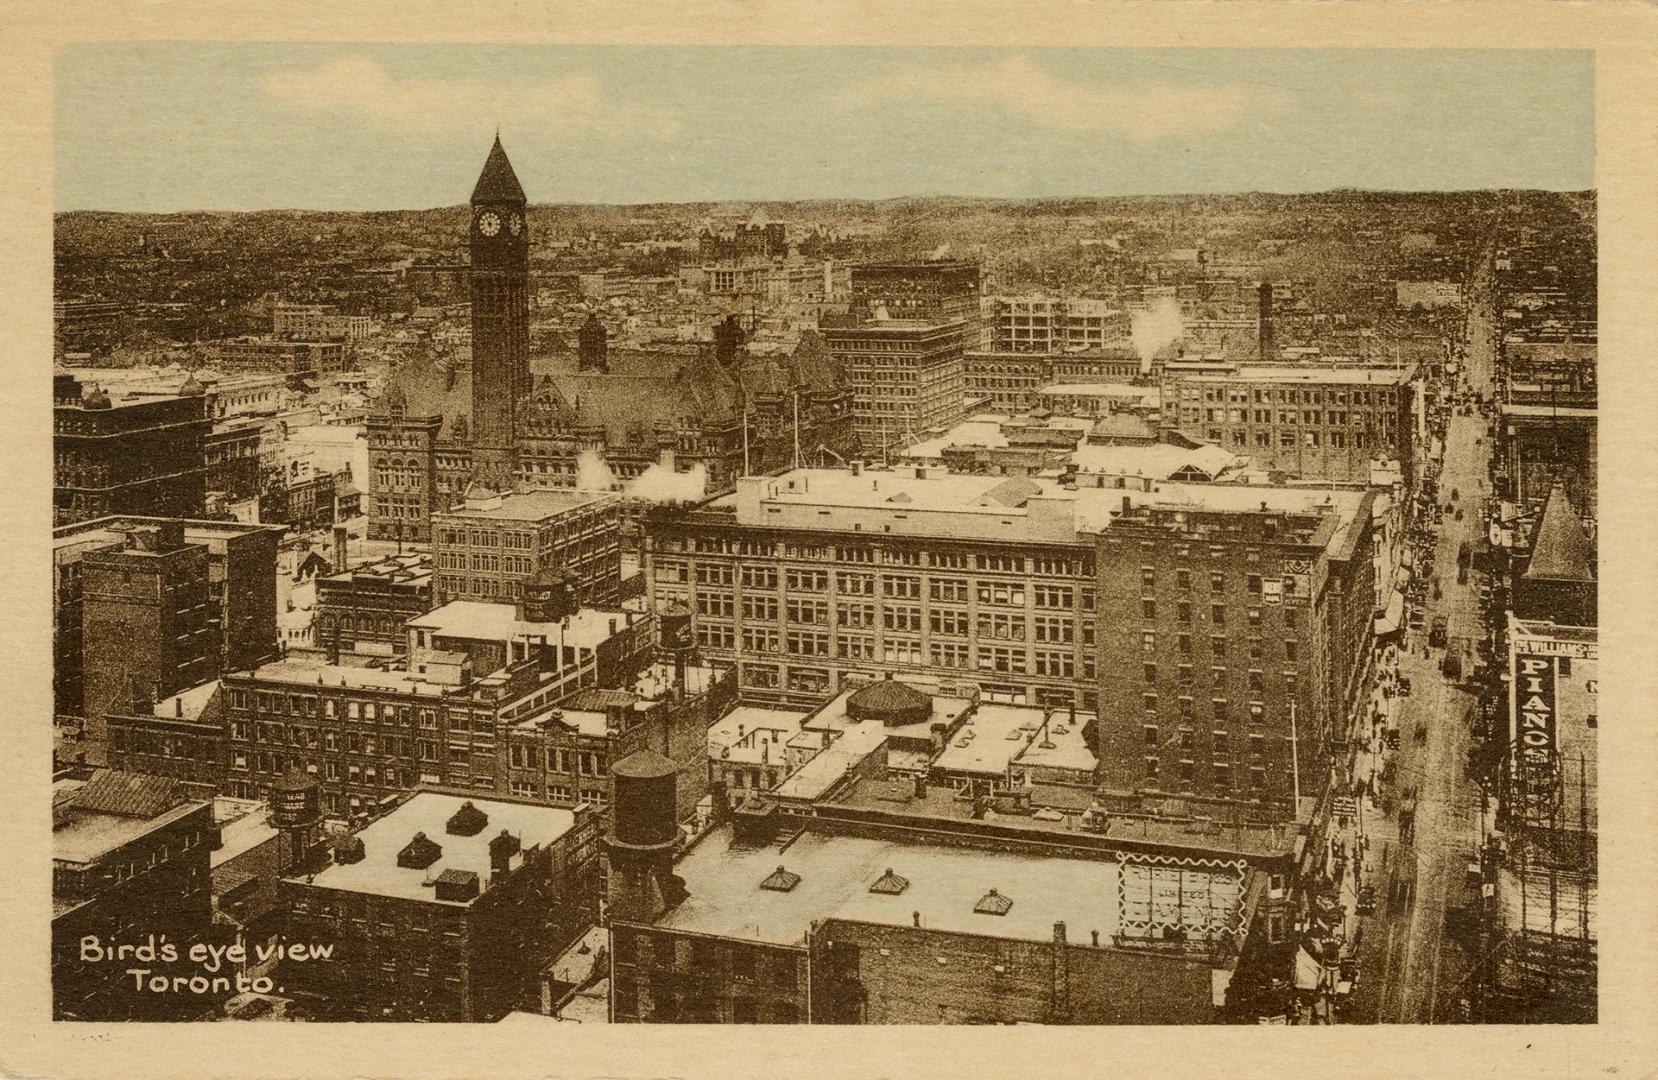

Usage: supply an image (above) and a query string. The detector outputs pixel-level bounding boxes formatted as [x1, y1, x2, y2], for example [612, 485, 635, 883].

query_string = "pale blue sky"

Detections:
[54, 44, 1594, 211]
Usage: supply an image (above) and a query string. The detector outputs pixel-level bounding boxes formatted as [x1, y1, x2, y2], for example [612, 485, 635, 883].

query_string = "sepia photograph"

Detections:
[22, 19, 1634, 1056]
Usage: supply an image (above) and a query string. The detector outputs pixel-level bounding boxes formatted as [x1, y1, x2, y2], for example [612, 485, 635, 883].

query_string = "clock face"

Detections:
[508, 213, 524, 236]
[477, 211, 501, 237]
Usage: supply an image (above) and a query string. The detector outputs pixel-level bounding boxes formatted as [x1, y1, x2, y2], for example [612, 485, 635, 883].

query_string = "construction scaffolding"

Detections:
[1481, 738, 1596, 1022]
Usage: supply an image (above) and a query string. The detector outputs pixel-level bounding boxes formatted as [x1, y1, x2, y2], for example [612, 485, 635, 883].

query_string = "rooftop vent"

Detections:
[433, 868, 480, 903]
[333, 835, 365, 865]
[974, 888, 1014, 916]
[446, 800, 488, 836]
[397, 831, 442, 870]
[869, 868, 910, 895]
[760, 865, 801, 892]
[488, 828, 521, 867]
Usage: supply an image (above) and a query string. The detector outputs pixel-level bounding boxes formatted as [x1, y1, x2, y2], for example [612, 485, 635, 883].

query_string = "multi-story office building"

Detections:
[1160, 365, 1415, 485]
[52, 770, 217, 1020]
[1092, 488, 1377, 820]
[54, 516, 279, 719]
[647, 466, 1376, 819]
[964, 348, 1146, 413]
[824, 319, 970, 455]
[314, 552, 434, 659]
[280, 790, 601, 1021]
[53, 374, 210, 525]
[74, 522, 218, 739]
[849, 261, 982, 325]
[645, 467, 1100, 710]
[212, 336, 347, 375]
[432, 488, 622, 608]
[203, 419, 265, 499]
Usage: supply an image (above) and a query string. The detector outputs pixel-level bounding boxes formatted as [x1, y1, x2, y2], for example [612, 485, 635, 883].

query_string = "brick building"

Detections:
[314, 552, 434, 659]
[964, 348, 1145, 413]
[432, 488, 622, 608]
[1091, 488, 1377, 821]
[53, 374, 210, 525]
[825, 318, 971, 456]
[1159, 365, 1415, 486]
[76, 522, 217, 740]
[280, 791, 601, 1021]
[645, 467, 1101, 709]
[606, 747, 1287, 1024]
[54, 516, 280, 720]
[106, 599, 728, 822]
[212, 336, 346, 375]
[52, 770, 217, 1020]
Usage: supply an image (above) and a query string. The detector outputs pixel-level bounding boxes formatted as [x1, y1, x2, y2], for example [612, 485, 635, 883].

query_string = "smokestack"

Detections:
[1258, 281, 1275, 362]
[333, 525, 348, 573]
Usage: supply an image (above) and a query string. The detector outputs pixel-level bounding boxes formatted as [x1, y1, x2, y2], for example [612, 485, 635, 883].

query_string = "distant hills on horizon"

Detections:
[55, 187, 1595, 220]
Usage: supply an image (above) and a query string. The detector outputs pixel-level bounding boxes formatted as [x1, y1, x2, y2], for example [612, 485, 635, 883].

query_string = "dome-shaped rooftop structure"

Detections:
[846, 674, 933, 727]
[179, 373, 206, 397]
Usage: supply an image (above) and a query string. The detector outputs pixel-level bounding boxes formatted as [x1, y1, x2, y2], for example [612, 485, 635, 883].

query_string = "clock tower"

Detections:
[468, 134, 530, 490]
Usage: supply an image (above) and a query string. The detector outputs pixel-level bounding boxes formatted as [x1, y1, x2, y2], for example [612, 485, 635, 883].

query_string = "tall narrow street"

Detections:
[1352, 243, 1499, 1024]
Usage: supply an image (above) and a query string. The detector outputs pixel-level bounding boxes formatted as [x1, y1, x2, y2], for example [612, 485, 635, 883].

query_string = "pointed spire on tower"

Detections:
[471, 133, 526, 204]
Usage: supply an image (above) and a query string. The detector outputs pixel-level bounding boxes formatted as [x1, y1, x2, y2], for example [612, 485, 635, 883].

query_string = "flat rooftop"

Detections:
[933, 703, 1047, 778]
[212, 797, 279, 867]
[1068, 443, 1243, 480]
[1167, 366, 1411, 385]
[238, 657, 440, 696]
[1037, 382, 1158, 400]
[716, 467, 1367, 556]
[657, 824, 1121, 947]
[409, 602, 639, 650]
[708, 706, 810, 767]
[436, 488, 616, 521]
[299, 792, 575, 905]
[319, 552, 432, 586]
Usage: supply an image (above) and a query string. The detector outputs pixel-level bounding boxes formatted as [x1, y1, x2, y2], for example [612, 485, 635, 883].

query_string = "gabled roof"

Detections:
[1524, 484, 1595, 583]
[471, 135, 526, 204]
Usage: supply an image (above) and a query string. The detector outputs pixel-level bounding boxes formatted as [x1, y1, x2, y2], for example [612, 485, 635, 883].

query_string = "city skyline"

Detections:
[54, 44, 1595, 212]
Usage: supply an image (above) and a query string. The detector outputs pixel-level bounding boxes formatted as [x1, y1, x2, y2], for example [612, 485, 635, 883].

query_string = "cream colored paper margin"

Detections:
[1, 3, 1653, 1077]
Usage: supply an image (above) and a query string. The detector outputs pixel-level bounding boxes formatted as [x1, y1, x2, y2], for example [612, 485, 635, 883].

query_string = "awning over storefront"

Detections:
[1374, 589, 1406, 635]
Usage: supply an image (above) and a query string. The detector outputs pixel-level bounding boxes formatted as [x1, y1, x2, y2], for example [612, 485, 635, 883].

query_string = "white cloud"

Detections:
[838, 54, 1279, 141]
[262, 54, 680, 141]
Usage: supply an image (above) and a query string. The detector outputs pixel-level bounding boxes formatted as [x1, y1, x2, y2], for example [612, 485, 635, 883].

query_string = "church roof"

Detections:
[1524, 483, 1595, 583]
[471, 135, 526, 204]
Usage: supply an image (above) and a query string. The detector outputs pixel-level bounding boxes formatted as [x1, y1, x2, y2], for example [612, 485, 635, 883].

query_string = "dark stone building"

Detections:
[279, 791, 601, 1021]
[54, 373, 210, 525]
[52, 770, 217, 1020]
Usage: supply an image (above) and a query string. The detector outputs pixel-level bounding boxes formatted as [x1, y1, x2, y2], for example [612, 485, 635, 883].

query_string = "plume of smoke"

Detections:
[1131, 298, 1185, 373]
[929, 242, 951, 260]
[575, 449, 618, 491]
[627, 462, 708, 504]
